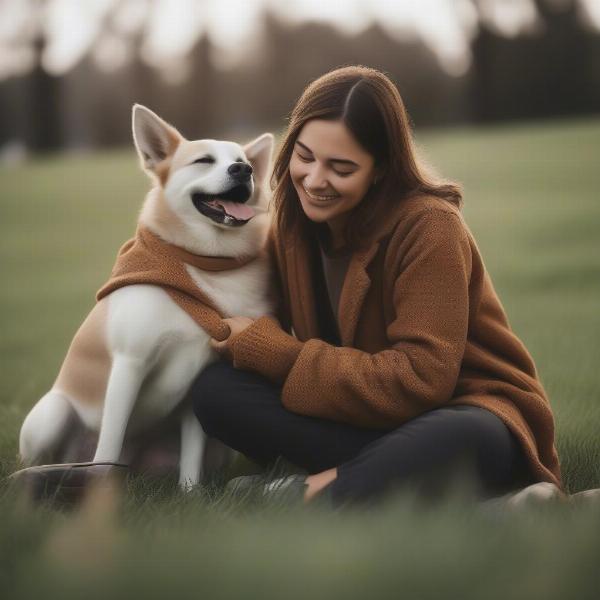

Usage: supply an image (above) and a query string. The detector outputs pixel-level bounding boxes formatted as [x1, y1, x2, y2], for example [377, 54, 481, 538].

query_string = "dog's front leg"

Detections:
[178, 406, 206, 491]
[94, 353, 147, 463]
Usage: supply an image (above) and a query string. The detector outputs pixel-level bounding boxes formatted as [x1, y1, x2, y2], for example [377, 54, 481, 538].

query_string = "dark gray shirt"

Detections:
[318, 243, 353, 327]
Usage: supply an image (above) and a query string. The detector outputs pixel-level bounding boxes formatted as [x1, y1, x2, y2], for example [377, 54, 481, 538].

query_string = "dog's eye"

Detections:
[192, 156, 215, 165]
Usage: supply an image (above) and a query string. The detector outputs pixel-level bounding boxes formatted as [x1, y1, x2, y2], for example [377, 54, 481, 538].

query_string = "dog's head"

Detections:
[132, 104, 273, 255]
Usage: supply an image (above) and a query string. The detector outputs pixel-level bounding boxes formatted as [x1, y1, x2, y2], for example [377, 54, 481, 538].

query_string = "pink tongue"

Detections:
[216, 200, 254, 220]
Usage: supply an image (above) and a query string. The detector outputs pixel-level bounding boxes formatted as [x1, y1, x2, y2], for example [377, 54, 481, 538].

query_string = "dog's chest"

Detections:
[185, 258, 274, 319]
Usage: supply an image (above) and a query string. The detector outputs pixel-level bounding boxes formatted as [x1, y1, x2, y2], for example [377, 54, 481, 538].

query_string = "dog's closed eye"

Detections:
[192, 156, 215, 165]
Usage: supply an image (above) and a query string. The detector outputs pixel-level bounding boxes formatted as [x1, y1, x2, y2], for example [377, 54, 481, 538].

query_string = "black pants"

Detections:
[190, 360, 533, 506]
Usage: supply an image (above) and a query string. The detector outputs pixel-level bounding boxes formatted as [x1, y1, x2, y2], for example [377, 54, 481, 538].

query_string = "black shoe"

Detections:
[226, 473, 308, 504]
[9, 462, 129, 508]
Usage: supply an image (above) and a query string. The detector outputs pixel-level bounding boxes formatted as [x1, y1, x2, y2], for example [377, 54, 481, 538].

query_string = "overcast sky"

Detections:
[1, 0, 599, 80]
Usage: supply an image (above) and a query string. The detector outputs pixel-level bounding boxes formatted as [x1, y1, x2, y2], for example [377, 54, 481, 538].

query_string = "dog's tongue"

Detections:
[217, 200, 254, 221]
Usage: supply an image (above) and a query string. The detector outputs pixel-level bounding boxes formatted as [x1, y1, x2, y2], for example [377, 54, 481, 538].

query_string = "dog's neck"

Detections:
[136, 225, 257, 271]
[138, 187, 269, 259]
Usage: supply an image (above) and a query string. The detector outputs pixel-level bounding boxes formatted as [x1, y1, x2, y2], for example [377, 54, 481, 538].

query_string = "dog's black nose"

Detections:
[228, 162, 253, 182]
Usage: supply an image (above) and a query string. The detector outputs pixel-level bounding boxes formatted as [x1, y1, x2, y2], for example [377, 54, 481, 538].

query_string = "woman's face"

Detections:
[289, 119, 377, 235]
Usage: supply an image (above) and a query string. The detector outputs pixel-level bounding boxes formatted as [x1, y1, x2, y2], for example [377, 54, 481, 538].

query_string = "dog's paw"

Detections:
[178, 476, 200, 493]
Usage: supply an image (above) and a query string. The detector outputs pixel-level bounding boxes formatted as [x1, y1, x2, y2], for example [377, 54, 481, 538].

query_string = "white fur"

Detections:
[185, 259, 273, 319]
[19, 105, 275, 490]
[19, 391, 73, 465]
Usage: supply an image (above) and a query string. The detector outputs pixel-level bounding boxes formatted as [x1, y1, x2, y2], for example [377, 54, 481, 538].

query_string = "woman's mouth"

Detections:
[302, 184, 340, 202]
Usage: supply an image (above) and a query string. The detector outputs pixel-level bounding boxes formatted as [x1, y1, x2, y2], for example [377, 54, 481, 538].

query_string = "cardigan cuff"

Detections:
[230, 316, 304, 384]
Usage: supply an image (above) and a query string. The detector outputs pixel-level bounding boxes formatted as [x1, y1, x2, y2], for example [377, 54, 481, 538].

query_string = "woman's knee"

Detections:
[188, 360, 282, 440]
[189, 360, 239, 435]
[332, 405, 524, 503]
[412, 405, 507, 448]
[435, 405, 528, 491]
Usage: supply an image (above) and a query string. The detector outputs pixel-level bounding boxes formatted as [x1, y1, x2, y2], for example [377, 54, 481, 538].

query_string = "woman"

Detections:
[189, 65, 563, 506]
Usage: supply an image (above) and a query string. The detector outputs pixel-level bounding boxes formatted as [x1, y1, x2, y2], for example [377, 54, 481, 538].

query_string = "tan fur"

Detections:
[135, 108, 181, 185]
[155, 159, 173, 187]
[141, 188, 186, 239]
[54, 298, 111, 407]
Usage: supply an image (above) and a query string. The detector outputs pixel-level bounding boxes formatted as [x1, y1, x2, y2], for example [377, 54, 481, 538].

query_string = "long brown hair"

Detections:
[271, 65, 462, 249]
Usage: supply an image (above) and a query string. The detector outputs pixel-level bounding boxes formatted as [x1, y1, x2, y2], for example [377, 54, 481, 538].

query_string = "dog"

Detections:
[17, 104, 275, 490]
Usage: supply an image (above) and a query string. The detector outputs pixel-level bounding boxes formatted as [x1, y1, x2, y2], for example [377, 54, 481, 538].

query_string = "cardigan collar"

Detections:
[286, 225, 381, 346]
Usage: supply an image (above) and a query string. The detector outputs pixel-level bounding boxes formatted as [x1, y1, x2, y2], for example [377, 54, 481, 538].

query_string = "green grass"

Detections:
[1, 117, 600, 598]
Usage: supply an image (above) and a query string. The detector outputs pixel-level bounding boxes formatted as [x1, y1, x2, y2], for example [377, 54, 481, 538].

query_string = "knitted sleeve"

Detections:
[231, 209, 473, 429]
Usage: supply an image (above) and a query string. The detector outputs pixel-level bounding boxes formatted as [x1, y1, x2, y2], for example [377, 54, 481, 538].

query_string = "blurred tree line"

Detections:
[0, 0, 599, 153]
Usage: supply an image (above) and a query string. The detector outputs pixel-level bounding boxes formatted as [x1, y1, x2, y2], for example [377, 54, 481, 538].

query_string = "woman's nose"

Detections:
[303, 165, 328, 190]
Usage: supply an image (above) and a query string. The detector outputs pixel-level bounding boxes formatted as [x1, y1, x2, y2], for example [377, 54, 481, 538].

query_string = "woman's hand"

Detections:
[210, 316, 256, 356]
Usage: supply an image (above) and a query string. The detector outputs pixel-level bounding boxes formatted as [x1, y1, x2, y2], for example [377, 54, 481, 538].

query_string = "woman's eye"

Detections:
[296, 151, 313, 162]
[295, 150, 353, 176]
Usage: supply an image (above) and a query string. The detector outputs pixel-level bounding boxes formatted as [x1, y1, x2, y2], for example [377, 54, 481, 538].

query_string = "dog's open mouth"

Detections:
[191, 185, 254, 227]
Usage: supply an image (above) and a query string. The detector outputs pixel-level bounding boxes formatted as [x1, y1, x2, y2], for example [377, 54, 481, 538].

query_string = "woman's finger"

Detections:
[210, 337, 226, 352]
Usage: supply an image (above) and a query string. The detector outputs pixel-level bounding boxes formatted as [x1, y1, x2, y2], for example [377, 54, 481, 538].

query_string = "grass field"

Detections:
[1, 117, 600, 598]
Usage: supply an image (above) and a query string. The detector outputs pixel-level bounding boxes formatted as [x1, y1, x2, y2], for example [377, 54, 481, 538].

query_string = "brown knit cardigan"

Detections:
[228, 195, 563, 490]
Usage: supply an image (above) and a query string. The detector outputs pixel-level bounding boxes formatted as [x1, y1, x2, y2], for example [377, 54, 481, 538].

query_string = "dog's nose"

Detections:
[228, 162, 253, 182]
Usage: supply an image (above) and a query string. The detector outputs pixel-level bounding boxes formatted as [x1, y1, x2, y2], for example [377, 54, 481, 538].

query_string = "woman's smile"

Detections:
[302, 183, 340, 203]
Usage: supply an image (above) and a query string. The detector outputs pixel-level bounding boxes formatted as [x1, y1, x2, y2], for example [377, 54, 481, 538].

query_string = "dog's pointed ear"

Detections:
[132, 104, 183, 173]
[244, 133, 274, 186]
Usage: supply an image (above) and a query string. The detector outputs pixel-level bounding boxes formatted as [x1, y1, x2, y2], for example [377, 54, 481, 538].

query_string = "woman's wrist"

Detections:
[230, 315, 304, 384]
